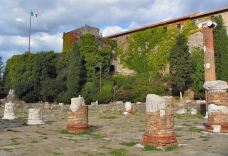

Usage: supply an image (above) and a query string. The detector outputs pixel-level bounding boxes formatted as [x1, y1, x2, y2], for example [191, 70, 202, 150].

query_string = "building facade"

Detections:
[62, 25, 100, 52]
[107, 7, 228, 75]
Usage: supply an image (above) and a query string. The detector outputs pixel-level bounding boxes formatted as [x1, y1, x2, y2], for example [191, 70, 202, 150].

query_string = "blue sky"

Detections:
[0, 0, 227, 62]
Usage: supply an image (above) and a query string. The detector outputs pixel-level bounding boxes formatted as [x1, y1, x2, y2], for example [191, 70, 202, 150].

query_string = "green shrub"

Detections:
[92, 81, 113, 104]
[81, 82, 96, 104]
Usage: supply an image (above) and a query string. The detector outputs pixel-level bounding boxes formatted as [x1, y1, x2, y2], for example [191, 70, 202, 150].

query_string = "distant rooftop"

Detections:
[107, 6, 228, 38]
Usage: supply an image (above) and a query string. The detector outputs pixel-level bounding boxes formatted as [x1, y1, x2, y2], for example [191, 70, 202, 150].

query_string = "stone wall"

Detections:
[88, 102, 145, 113]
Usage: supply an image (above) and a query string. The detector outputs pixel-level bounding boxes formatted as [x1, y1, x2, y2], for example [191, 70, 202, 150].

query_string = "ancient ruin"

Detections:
[124, 102, 133, 114]
[67, 95, 89, 133]
[143, 94, 177, 148]
[2, 90, 16, 120]
[203, 81, 228, 133]
[27, 107, 44, 125]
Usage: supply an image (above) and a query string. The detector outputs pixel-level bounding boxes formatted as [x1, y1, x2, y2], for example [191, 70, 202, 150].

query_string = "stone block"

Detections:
[2, 101, 16, 120]
[27, 108, 44, 125]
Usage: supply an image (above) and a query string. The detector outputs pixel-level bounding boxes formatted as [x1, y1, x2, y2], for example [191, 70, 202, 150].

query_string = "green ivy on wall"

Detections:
[117, 21, 199, 79]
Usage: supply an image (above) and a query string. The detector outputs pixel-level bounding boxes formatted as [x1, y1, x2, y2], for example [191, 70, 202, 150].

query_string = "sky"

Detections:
[0, 0, 227, 62]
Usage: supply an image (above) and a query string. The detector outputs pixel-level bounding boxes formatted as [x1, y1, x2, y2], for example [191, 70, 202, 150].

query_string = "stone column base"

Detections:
[125, 109, 134, 114]
[206, 122, 228, 133]
[143, 134, 177, 147]
[67, 106, 89, 134]
[27, 119, 45, 125]
[2, 114, 16, 120]
[67, 124, 89, 133]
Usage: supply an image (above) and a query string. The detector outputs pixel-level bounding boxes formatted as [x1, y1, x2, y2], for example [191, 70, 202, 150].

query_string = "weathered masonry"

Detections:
[107, 7, 228, 75]
[62, 24, 100, 52]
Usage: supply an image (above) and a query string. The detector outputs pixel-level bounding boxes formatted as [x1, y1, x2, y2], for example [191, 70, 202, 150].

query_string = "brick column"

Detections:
[67, 106, 89, 133]
[67, 96, 89, 133]
[202, 27, 216, 81]
[143, 94, 177, 148]
[198, 20, 217, 81]
[203, 81, 228, 133]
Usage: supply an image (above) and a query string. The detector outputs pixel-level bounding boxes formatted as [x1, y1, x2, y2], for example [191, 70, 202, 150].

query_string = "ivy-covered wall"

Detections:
[116, 20, 199, 79]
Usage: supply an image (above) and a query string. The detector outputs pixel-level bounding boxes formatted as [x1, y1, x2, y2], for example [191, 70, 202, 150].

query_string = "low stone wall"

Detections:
[88, 102, 146, 113]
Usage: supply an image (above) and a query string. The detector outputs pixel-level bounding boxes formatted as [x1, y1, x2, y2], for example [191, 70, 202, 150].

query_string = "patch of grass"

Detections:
[184, 138, 195, 140]
[120, 141, 138, 146]
[182, 123, 191, 126]
[35, 131, 48, 135]
[59, 129, 105, 139]
[175, 114, 203, 119]
[175, 128, 183, 131]
[199, 135, 210, 139]
[59, 129, 69, 134]
[50, 151, 64, 156]
[31, 140, 39, 143]
[164, 145, 178, 151]
[200, 135, 211, 141]
[10, 138, 21, 145]
[39, 136, 48, 139]
[110, 148, 128, 156]
[100, 115, 118, 119]
[189, 126, 202, 132]
[144, 145, 161, 151]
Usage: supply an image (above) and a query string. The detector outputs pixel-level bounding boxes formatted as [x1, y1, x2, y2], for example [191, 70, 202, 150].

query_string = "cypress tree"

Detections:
[0, 56, 5, 98]
[169, 33, 192, 97]
[0, 56, 4, 80]
[66, 44, 82, 99]
[213, 15, 228, 81]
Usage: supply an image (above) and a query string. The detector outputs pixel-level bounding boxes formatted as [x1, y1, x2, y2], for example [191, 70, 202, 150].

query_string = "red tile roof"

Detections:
[107, 7, 228, 38]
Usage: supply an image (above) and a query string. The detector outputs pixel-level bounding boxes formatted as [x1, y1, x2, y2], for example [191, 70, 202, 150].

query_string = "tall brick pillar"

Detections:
[198, 20, 217, 81]
[143, 94, 177, 148]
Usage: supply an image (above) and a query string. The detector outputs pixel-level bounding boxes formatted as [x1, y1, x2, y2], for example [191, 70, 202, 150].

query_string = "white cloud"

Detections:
[102, 26, 128, 37]
[15, 18, 24, 23]
[0, 33, 62, 62]
[0, 0, 227, 62]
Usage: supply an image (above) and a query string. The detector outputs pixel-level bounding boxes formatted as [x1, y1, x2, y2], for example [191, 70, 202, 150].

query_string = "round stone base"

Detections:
[206, 122, 228, 133]
[143, 134, 178, 147]
[66, 106, 89, 134]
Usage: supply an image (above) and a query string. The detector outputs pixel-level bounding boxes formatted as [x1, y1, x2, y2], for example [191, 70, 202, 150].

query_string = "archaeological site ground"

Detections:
[0, 102, 228, 156]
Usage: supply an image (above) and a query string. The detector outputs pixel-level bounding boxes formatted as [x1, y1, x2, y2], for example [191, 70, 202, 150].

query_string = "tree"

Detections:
[191, 48, 204, 99]
[0, 56, 4, 80]
[169, 33, 192, 97]
[0, 56, 6, 98]
[212, 15, 228, 81]
[66, 44, 83, 100]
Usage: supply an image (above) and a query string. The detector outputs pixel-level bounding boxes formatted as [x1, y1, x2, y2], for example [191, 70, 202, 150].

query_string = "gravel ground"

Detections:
[0, 104, 228, 156]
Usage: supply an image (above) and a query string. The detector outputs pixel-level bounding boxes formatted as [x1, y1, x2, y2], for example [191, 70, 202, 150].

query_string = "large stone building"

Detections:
[62, 7, 228, 75]
[107, 7, 228, 75]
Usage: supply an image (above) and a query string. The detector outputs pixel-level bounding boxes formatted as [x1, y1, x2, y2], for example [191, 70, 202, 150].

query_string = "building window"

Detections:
[176, 24, 182, 29]
[163, 26, 167, 32]
[192, 20, 196, 25]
